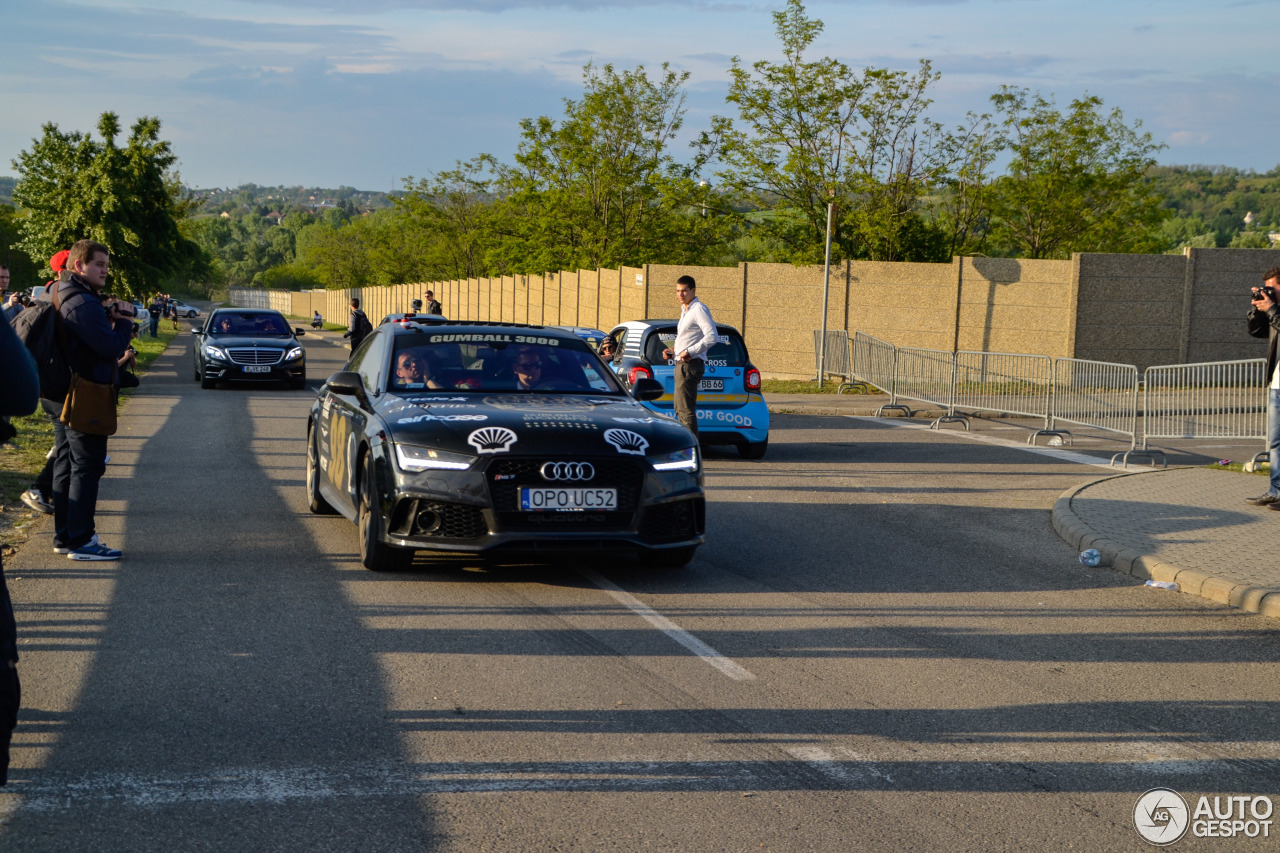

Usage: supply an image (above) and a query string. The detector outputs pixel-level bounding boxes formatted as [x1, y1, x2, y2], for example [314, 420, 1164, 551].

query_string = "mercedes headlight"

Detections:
[650, 446, 699, 473]
[285, 346, 304, 361]
[203, 344, 228, 360]
[395, 443, 474, 472]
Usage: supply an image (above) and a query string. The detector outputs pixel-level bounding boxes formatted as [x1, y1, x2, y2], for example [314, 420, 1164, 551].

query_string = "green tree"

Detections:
[705, 0, 951, 262]
[11, 112, 205, 298]
[985, 88, 1166, 258]
[492, 61, 721, 272]
[396, 158, 502, 281]
[0, 203, 42, 288]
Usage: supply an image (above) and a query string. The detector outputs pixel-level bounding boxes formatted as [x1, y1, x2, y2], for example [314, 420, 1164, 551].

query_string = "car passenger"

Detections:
[216, 317, 235, 335]
[393, 351, 442, 390]
[511, 349, 546, 391]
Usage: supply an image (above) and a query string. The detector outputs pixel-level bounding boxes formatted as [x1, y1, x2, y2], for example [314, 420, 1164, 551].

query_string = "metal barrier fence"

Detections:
[812, 330, 862, 392]
[1143, 359, 1267, 443]
[818, 332, 1267, 466]
[850, 332, 897, 398]
[892, 347, 968, 428]
[952, 351, 1054, 430]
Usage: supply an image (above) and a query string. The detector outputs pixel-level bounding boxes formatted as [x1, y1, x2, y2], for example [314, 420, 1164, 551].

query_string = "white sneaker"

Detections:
[21, 488, 53, 515]
[55, 532, 98, 555]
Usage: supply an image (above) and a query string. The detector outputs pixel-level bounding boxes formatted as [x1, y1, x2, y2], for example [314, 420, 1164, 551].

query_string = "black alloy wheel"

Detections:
[358, 453, 414, 572]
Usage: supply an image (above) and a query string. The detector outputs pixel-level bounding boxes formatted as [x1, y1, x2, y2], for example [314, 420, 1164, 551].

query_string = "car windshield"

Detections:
[645, 327, 748, 365]
[390, 332, 622, 394]
[210, 313, 290, 336]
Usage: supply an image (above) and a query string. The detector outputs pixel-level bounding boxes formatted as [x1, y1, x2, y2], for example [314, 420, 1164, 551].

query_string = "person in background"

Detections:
[344, 297, 371, 350]
[425, 290, 442, 316]
[0, 306, 39, 784]
[0, 266, 21, 324]
[661, 275, 716, 436]
[1247, 266, 1280, 509]
[50, 240, 131, 561]
[147, 293, 163, 338]
[311, 310, 323, 329]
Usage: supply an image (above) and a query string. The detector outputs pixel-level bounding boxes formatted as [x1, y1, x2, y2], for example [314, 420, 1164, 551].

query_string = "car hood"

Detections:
[377, 392, 693, 457]
[205, 335, 295, 348]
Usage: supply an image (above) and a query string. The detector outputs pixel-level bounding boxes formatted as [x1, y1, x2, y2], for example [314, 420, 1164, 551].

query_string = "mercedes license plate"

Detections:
[242, 365, 271, 373]
[699, 378, 723, 391]
[521, 488, 617, 512]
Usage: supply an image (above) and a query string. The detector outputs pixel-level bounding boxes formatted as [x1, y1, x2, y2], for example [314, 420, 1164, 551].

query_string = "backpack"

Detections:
[352, 310, 373, 342]
[12, 298, 71, 402]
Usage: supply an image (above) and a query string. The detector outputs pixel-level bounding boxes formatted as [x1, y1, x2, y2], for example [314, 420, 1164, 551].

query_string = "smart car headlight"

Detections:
[285, 346, 304, 361]
[650, 446, 699, 473]
[395, 443, 474, 472]
[203, 344, 228, 360]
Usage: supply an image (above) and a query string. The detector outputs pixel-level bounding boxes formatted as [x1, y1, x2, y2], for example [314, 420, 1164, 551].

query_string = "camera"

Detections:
[1251, 286, 1276, 304]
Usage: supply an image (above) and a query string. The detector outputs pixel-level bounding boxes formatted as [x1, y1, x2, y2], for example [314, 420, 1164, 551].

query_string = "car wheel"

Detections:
[737, 439, 768, 460]
[306, 424, 336, 515]
[358, 454, 413, 572]
[193, 363, 201, 381]
[639, 546, 696, 568]
[186, 310, 197, 318]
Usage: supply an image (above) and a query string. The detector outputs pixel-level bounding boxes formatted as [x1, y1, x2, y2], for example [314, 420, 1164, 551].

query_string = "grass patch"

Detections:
[1207, 460, 1269, 476]
[761, 378, 881, 395]
[0, 324, 179, 547]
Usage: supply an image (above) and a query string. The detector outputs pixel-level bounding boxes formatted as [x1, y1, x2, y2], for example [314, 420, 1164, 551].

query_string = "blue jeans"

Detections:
[45, 399, 109, 551]
[148, 315, 158, 337]
[1270, 388, 1280, 496]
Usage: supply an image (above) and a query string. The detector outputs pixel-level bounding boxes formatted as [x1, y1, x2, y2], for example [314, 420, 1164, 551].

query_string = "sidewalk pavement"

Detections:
[765, 392, 1280, 619]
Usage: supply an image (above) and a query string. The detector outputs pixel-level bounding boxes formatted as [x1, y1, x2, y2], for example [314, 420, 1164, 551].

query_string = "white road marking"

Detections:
[581, 570, 756, 681]
[783, 745, 895, 786]
[861, 417, 1132, 470]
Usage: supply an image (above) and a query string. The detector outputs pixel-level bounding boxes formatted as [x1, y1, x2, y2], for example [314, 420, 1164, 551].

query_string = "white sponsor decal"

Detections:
[603, 428, 648, 456]
[468, 426, 518, 454]
[409, 396, 469, 402]
[397, 414, 488, 424]
[612, 417, 658, 424]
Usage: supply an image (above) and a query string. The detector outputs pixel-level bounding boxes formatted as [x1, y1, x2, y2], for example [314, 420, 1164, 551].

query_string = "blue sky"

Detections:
[2, 0, 1276, 190]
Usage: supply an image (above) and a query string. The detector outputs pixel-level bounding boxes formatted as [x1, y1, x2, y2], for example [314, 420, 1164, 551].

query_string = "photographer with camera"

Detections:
[1246, 267, 1280, 508]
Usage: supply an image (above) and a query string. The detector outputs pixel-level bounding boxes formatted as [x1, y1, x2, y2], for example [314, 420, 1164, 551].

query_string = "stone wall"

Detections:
[229, 247, 1280, 377]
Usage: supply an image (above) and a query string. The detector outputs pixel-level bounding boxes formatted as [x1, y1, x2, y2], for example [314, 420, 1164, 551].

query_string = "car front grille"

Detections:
[486, 456, 644, 532]
[227, 348, 284, 365]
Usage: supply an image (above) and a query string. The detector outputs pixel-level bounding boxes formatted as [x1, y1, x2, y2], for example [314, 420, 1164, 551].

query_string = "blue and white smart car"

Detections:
[607, 320, 769, 459]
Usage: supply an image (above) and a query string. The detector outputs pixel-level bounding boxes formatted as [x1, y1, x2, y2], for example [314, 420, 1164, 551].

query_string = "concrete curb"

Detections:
[1052, 473, 1280, 619]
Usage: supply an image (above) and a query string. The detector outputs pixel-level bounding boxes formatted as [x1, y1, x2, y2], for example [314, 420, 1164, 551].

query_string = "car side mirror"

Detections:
[191, 323, 204, 336]
[631, 377, 664, 401]
[325, 370, 369, 405]
[294, 328, 307, 336]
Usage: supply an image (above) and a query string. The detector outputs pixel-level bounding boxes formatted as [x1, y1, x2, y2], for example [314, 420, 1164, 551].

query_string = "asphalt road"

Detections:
[2, 326, 1278, 851]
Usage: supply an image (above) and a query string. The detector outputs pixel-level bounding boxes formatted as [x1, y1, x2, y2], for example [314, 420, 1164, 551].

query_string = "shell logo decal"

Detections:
[603, 428, 648, 456]
[468, 426, 518, 454]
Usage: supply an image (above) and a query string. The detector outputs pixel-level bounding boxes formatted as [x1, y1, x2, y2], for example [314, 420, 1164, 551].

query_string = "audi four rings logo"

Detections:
[540, 462, 595, 482]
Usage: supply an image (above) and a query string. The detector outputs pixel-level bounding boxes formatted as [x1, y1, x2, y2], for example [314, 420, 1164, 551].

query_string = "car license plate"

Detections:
[521, 488, 617, 511]
[699, 379, 723, 391]
[242, 365, 271, 373]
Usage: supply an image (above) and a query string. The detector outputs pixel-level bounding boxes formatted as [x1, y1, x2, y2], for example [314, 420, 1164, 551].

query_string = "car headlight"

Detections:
[285, 346, 304, 361]
[650, 446, 699, 473]
[204, 344, 228, 360]
[394, 443, 475, 472]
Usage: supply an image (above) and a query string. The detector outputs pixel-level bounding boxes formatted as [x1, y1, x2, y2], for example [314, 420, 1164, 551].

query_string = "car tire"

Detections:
[358, 453, 413, 572]
[306, 424, 337, 515]
[186, 310, 197, 318]
[193, 363, 201, 381]
[737, 439, 768, 460]
[639, 546, 696, 568]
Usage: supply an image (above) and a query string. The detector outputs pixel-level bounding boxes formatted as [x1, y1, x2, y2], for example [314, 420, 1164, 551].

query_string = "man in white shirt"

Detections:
[662, 275, 717, 435]
[1247, 266, 1280, 507]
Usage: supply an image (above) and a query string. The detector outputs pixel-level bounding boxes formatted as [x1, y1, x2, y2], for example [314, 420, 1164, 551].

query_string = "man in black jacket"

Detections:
[1247, 266, 1280, 508]
[50, 240, 131, 560]
[345, 297, 371, 350]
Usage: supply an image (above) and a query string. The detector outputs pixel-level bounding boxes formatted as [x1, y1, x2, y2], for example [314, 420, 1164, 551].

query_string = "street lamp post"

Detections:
[818, 199, 834, 388]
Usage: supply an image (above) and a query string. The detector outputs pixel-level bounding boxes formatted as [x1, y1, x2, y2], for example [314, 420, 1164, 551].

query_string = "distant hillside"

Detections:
[0, 176, 14, 206]
[188, 183, 397, 216]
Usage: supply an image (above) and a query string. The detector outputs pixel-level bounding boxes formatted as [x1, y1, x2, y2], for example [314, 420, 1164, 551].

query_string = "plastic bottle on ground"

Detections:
[1079, 549, 1101, 567]
[1144, 580, 1179, 591]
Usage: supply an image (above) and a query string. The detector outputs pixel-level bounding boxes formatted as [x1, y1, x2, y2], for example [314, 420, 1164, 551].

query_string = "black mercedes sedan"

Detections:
[193, 309, 308, 389]
[307, 320, 705, 571]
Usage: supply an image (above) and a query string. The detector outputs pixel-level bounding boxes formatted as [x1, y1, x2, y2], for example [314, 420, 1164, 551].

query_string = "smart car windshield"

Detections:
[391, 331, 622, 394]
